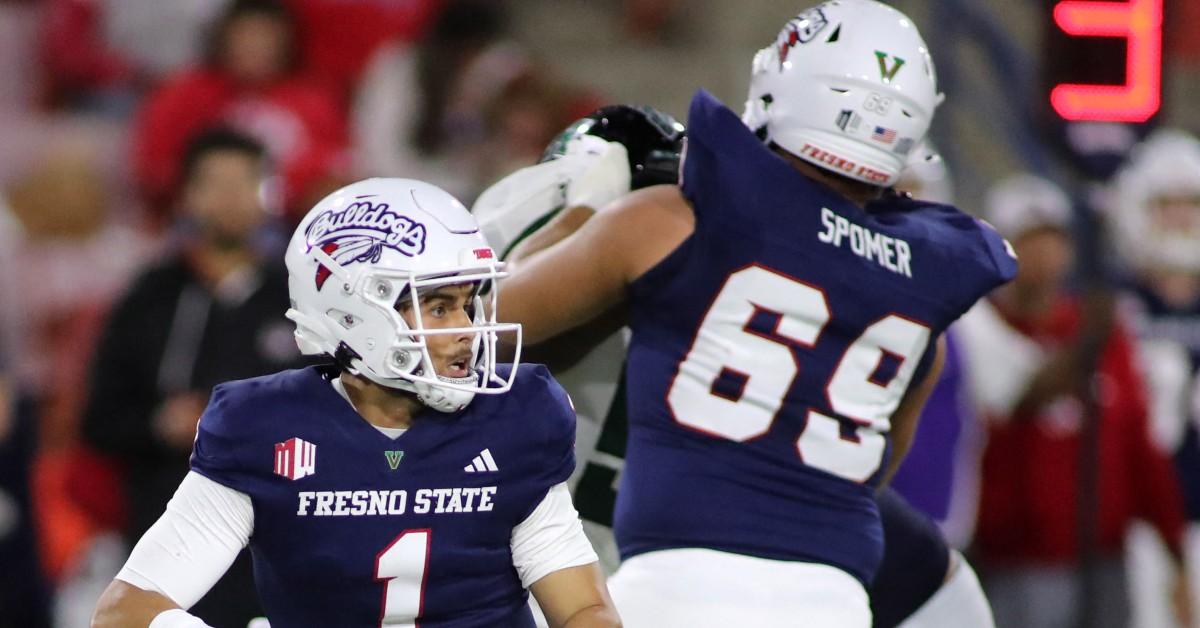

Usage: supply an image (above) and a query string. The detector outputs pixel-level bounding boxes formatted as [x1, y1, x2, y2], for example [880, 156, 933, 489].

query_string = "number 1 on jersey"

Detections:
[375, 529, 431, 627]
[667, 265, 931, 482]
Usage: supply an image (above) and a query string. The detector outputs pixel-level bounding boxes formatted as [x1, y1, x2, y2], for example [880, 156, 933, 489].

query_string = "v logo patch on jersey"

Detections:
[874, 51, 906, 82]
[464, 449, 499, 473]
[274, 437, 316, 480]
[384, 450, 404, 470]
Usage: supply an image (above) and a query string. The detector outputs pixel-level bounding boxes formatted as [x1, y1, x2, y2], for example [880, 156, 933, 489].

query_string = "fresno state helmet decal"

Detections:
[776, 6, 830, 68]
[306, 195, 428, 289]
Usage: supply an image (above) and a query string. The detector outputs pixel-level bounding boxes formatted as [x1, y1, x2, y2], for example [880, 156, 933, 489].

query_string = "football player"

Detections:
[493, 1, 1016, 625]
[476, 106, 995, 627]
[91, 179, 620, 627]
[1108, 129, 1200, 626]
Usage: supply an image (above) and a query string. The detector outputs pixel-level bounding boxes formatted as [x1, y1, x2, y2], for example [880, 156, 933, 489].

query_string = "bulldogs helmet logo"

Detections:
[305, 196, 428, 289]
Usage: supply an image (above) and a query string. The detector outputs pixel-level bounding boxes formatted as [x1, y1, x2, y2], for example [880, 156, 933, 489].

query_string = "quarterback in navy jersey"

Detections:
[91, 179, 621, 628]
[496, 1, 1015, 625]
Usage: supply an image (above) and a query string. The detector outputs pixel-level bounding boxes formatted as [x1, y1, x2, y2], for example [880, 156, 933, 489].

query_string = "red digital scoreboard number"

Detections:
[1050, 0, 1163, 123]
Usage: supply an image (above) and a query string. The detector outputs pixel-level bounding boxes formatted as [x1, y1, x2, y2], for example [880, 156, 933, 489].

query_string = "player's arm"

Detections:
[92, 583, 182, 628]
[501, 204, 631, 371]
[879, 334, 946, 488]
[498, 184, 693, 345]
[507, 204, 598, 266]
[511, 483, 621, 627]
[92, 472, 253, 628]
[530, 563, 621, 628]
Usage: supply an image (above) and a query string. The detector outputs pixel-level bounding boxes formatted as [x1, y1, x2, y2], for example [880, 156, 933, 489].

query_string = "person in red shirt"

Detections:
[967, 174, 1191, 628]
[283, 0, 444, 100]
[37, 0, 232, 112]
[132, 0, 348, 222]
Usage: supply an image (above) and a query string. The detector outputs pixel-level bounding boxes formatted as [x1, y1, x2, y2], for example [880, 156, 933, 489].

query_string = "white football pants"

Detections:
[606, 548, 871, 627]
[899, 552, 995, 628]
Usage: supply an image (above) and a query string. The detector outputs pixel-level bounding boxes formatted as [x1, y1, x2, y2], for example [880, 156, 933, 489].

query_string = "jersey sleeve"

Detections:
[968, 218, 1019, 298]
[116, 471, 253, 609]
[537, 366, 578, 489]
[509, 482, 598, 588]
[679, 90, 731, 221]
[189, 381, 261, 495]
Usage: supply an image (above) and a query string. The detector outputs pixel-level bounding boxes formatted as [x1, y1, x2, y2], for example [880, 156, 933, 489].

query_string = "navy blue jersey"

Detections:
[614, 90, 1016, 584]
[189, 364, 575, 628]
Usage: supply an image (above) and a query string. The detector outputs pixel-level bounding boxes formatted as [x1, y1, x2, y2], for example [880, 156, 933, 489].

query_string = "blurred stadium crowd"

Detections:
[0, 0, 1199, 626]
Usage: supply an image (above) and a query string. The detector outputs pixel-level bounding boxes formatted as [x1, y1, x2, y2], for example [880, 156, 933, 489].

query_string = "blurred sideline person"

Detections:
[133, 0, 348, 220]
[961, 174, 1191, 628]
[81, 128, 303, 626]
[1107, 130, 1200, 628]
[476, 108, 994, 628]
[494, 1, 1015, 625]
[353, 0, 601, 204]
[0, 207, 50, 625]
[91, 178, 620, 627]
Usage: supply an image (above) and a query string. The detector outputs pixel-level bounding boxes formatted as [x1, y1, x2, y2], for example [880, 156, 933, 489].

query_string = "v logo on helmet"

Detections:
[875, 51, 906, 82]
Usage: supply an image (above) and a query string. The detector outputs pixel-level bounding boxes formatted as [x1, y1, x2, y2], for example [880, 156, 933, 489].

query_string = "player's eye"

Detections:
[430, 304, 447, 317]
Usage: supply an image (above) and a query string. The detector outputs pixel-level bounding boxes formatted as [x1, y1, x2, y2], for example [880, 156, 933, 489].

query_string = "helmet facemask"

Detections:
[311, 243, 521, 413]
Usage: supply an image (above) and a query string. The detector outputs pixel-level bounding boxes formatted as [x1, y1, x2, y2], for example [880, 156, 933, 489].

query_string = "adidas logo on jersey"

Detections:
[464, 449, 499, 473]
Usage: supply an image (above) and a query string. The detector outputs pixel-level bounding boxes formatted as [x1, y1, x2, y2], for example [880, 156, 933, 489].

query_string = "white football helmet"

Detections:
[984, 174, 1073, 241]
[743, 0, 943, 187]
[285, 178, 521, 412]
[1109, 129, 1200, 273]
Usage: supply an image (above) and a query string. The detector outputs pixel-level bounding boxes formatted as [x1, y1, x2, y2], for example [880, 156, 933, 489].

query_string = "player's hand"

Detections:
[153, 392, 207, 452]
[474, 136, 632, 255]
[562, 135, 631, 212]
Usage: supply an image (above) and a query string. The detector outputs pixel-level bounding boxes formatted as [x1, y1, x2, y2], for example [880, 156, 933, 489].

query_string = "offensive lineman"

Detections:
[477, 107, 995, 627]
[495, 1, 1016, 625]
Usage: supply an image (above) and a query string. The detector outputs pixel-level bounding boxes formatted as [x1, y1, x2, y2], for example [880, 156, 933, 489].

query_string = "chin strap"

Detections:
[356, 364, 477, 414]
[414, 372, 480, 413]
